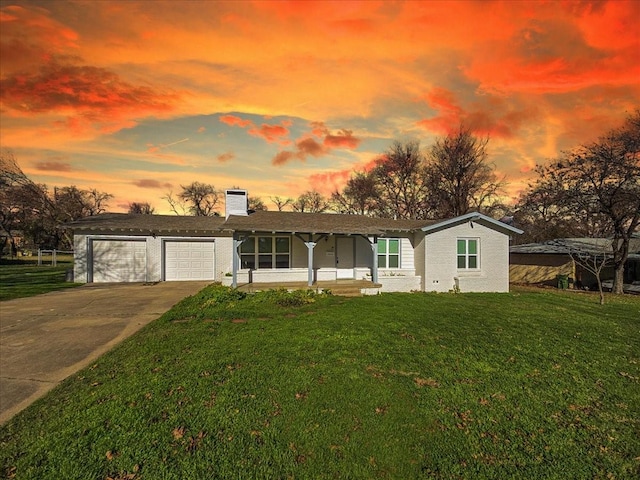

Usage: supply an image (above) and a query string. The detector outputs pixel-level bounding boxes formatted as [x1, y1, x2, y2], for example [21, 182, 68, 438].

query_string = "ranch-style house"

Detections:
[67, 190, 523, 293]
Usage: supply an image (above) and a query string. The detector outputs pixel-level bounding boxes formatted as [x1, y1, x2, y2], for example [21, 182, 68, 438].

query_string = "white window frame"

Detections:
[378, 238, 400, 269]
[457, 238, 479, 270]
[240, 236, 290, 269]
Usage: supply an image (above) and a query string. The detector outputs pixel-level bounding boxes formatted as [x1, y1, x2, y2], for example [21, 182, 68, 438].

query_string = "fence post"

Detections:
[38, 249, 42, 266]
[53, 249, 57, 267]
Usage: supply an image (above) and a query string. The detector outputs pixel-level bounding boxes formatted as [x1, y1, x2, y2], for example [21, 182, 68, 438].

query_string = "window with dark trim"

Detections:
[240, 236, 290, 269]
[378, 238, 400, 268]
[457, 238, 479, 269]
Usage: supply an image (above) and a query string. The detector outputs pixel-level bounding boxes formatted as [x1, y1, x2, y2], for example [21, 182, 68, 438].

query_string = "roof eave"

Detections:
[422, 212, 523, 235]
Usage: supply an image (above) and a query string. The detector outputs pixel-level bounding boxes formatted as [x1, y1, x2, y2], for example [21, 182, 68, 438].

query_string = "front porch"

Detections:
[234, 278, 383, 297]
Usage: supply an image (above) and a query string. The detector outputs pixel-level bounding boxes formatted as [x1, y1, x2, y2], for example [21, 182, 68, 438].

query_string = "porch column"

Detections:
[370, 235, 379, 284]
[232, 233, 248, 288]
[304, 237, 317, 287]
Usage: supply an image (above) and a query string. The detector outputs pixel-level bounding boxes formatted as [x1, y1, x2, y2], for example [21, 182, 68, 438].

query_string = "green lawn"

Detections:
[1, 286, 638, 479]
[0, 261, 79, 301]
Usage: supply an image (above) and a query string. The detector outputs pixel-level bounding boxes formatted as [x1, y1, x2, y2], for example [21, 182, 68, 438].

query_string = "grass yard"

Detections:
[1, 286, 638, 479]
[0, 260, 79, 301]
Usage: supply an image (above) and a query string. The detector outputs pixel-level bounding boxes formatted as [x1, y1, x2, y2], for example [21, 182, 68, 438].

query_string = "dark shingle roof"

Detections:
[64, 211, 435, 236]
[64, 213, 225, 234]
[222, 211, 434, 235]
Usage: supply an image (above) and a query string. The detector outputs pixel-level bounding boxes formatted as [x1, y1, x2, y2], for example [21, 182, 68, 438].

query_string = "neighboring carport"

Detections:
[0, 281, 209, 425]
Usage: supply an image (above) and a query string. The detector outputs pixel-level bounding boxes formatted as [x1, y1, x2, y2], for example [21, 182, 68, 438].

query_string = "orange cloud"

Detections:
[0, 57, 178, 138]
[310, 121, 329, 137]
[219, 115, 293, 145]
[305, 157, 379, 196]
[217, 152, 235, 163]
[308, 170, 352, 196]
[1, 61, 176, 114]
[462, 12, 640, 96]
[271, 124, 362, 166]
[248, 123, 291, 144]
[34, 161, 72, 172]
[219, 114, 253, 128]
[418, 87, 538, 138]
[133, 179, 173, 189]
[0, 5, 79, 74]
[272, 150, 297, 167]
[323, 129, 360, 149]
[297, 137, 325, 157]
[271, 137, 326, 166]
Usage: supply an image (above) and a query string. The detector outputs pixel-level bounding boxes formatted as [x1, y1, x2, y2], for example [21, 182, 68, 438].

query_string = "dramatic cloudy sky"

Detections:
[1, 0, 638, 213]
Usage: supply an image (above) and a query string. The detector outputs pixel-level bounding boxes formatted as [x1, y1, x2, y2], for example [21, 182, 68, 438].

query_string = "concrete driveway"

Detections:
[0, 281, 209, 425]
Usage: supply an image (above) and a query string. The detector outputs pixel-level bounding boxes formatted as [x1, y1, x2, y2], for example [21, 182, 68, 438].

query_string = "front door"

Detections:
[336, 237, 355, 279]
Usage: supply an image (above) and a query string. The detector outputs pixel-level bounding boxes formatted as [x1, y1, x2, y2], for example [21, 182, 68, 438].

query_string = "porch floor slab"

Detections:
[235, 279, 382, 297]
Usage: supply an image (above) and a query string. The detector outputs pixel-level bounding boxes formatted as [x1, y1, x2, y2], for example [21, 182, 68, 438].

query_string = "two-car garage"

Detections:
[88, 238, 216, 283]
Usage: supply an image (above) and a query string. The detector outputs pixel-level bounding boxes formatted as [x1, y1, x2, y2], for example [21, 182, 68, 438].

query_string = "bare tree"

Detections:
[331, 171, 379, 215]
[520, 111, 640, 294]
[1, 150, 47, 254]
[163, 191, 189, 215]
[248, 196, 268, 211]
[165, 182, 220, 216]
[85, 189, 113, 215]
[291, 191, 331, 213]
[372, 140, 430, 219]
[128, 202, 155, 214]
[425, 127, 505, 218]
[37, 186, 112, 248]
[553, 239, 614, 305]
[270, 196, 292, 211]
[1, 151, 114, 250]
[180, 182, 219, 216]
[514, 166, 614, 244]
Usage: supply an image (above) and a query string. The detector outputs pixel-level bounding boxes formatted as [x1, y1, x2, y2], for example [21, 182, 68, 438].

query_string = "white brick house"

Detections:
[67, 190, 522, 293]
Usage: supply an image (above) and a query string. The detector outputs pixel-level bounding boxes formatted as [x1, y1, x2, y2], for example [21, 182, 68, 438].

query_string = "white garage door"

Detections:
[91, 239, 147, 283]
[164, 241, 215, 281]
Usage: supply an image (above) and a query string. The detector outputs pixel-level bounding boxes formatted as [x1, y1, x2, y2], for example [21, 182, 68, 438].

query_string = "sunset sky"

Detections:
[1, 0, 638, 214]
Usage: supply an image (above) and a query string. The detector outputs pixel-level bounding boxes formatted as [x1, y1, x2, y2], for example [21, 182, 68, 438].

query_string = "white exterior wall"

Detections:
[378, 276, 421, 292]
[73, 232, 231, 283]
[147, 236, 162, 281]
[399, 236, 414, 269]
[215, 236, 234, 278]
[424, 222, 510, 293]
[355, 236, 372, 267]
[73, 234, 89, 283]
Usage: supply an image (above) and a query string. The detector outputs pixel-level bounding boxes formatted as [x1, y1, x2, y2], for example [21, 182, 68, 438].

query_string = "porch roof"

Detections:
[222, 211, 433, 236]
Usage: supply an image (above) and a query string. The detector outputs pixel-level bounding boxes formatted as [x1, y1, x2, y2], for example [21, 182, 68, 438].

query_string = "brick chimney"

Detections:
[225, 189, 248, 218]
